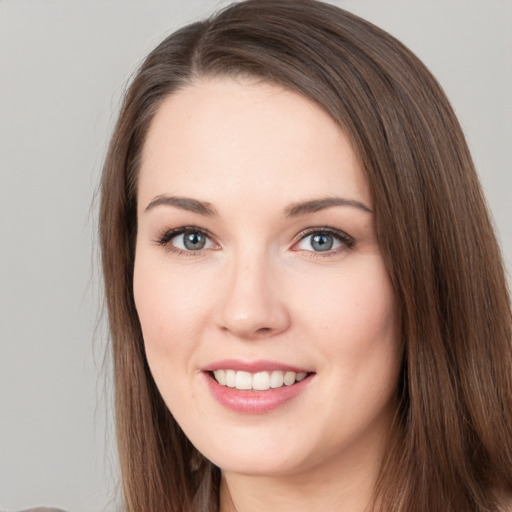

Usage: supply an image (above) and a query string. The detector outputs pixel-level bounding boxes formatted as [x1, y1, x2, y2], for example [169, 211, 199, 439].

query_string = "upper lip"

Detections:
[201, 359, 312, 373]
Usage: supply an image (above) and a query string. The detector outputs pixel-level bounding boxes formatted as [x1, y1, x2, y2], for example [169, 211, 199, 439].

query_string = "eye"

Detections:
[173, 231, 212, 251]
[294, 229, 354, 254]
[154, 227, 217, 253]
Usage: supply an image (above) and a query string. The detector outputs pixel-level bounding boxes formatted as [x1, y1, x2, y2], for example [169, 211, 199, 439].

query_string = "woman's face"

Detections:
[134, 77, 402, 479]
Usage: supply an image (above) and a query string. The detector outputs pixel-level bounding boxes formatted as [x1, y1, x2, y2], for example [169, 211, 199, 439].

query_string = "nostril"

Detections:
[256, 327, 272, 335]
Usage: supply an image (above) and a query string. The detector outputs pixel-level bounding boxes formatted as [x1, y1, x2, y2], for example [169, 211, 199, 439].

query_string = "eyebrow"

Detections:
[144, 194, 372, 217]
[284, 197, 372, 217]
[144, 195, 217, 216]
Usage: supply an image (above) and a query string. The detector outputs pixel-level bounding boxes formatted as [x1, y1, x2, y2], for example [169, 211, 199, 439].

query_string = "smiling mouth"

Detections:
[210, 369, 310, 391]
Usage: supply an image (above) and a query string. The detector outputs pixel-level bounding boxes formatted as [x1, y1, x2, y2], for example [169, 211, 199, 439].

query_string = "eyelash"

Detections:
[153, 226, 355, 257]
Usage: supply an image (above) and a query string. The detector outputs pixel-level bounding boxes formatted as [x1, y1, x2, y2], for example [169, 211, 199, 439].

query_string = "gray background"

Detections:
[1, 1, 510, 511]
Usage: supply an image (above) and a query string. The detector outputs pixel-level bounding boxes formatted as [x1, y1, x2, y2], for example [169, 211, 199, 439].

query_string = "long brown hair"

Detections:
[99, 1, 512, 510]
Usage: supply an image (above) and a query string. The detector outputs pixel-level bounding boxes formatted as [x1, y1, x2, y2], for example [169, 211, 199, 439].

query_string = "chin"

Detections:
[210, 451, 305, 477]
[191, 427, 310, 477]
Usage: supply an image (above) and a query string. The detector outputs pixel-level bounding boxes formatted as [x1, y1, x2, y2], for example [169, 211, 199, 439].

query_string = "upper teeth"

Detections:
[213, 370, 307, 390]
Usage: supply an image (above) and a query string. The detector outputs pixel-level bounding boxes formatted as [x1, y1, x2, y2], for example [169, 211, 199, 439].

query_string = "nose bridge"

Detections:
[218, 245, 289, 339]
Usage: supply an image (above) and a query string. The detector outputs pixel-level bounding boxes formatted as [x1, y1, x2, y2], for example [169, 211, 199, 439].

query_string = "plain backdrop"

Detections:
[0, 1, 510, 511]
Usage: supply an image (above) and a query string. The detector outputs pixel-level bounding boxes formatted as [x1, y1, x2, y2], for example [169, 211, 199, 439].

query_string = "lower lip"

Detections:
[204, 373, 313, 414]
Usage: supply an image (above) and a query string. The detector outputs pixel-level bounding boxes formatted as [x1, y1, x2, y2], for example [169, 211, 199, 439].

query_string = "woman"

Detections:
[99, 1, 512, 511]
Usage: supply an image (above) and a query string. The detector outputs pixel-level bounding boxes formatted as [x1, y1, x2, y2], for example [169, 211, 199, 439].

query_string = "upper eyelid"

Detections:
[298, 226, 347, 235]
[295, 226, 353, 241]
[155, 226, 215, 243]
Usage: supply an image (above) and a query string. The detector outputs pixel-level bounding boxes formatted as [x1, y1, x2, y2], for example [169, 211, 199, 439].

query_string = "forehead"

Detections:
[138, 77, 371, 212]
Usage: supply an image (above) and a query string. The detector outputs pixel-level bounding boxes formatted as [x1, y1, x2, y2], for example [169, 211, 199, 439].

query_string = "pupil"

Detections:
[184, 232, 205, 250]
[311, 234, 333, 251]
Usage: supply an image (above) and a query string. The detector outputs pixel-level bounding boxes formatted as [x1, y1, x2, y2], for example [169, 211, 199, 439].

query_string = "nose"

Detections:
[216, 252, 290, 340]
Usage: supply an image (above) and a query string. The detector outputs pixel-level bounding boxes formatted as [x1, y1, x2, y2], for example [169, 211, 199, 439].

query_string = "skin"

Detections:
[133, 77, 402, 512]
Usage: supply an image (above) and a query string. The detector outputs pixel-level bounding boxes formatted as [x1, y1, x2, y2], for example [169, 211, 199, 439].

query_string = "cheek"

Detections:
[133, 252, 210, 369]
[293, 256, 399, 370]
[132, 252, 215, 427]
